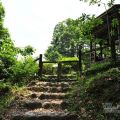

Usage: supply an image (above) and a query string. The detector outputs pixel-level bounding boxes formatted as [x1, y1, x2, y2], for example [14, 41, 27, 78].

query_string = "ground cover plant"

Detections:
[67, 65, 120, 119]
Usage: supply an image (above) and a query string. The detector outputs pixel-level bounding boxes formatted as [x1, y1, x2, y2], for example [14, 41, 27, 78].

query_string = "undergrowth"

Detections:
[0, 83, 29, 118]
[67, 66, 120, 120]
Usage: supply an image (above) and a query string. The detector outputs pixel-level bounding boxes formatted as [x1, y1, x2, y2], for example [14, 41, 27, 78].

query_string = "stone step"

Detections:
[27, 81, 38, 87]
[22, 99, 67, 110]
[43, 101, 62, 109]
[3, 79, 77, 119]
[43, 75, 77, 82]
[12, 109, 78, 120]
[27, 86, 70, 93]
[27, 92, 66, 99]
[42, 100, 67, 109]
[28, 80, 75, 87]
[36, 82, 73, 88]
[22, 100, 42, 109]
[39, 93, 66, 100]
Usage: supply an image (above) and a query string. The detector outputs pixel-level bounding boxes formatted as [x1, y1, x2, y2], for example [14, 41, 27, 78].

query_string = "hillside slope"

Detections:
[67, 63, 120, 120]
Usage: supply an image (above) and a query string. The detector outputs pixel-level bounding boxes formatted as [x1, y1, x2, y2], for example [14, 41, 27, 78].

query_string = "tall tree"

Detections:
[45, 14, 103, 61]
[45, 18, 77, 60]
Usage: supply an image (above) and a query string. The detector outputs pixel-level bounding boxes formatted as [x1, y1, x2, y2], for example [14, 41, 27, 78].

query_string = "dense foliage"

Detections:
[0, 1, 38, 115]
[0, 1, 17, 79]
[9, 56, 38, 84]
[0, 1, 38, 83]
[67, 65, 120, 119]
[0, 0, 38, 86]
[45, 14, 103, 61]
[0, 0, 119, 119]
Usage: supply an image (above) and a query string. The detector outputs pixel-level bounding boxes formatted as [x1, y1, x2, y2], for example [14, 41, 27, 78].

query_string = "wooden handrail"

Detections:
[36, 53, 82, 79]
[42, 60, 79, 63]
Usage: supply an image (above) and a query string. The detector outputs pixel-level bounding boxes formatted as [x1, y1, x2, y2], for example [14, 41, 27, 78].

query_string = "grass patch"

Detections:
[0, 82, 29, 117]
[0, 92, 14, 116]
[84, 61, 120, 76]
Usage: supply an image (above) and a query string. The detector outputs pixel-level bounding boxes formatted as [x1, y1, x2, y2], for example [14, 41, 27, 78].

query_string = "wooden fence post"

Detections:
[90, 41, 93, 63]
[57, 62, 62, 81]
[38, 54, 43, 77]
[94, 42, 97, 62]
[111, 37, 116, 62]
[100, 42, 103, 57]
[78, 45, 82, 75]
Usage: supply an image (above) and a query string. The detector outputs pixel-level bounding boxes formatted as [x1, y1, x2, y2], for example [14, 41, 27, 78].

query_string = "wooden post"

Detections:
[38, 54, 43, 77]
[78, 45, 82, 75]
[57, 62, 62, 81]
[94, 42, 96, 62]
[118, 24, 120, 54]
[118, 23, 120, 40]
[90, 41, 93, 63]
[100, 42, 103, 57]
[111, 38, 116, 62]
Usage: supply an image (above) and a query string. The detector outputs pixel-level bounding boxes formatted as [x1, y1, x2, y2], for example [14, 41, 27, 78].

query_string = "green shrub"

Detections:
[42, 63, 56, 75]
[61, 64, 71, 74]
[0, 92, 14, 116]
[60, 57, 79, 74]
[85, 61, 120, 76]
[9, 56, 38, 84]
[0, 61, 8, 79]
[0, 82, 11, 96]
[59, 57, 78, 61]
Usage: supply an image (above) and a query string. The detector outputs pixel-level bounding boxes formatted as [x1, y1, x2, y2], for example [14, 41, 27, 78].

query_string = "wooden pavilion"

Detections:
[91, 4, 120, 62]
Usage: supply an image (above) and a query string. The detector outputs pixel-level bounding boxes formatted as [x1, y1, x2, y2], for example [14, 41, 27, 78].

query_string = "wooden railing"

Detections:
[35, 45, 119, 80]
[35, 53, 82, 80]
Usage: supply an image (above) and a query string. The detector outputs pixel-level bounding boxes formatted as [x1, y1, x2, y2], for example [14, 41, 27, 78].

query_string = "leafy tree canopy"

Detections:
[45, 14, 103, 61]
[0, 2, 16, 66]
[0, 1, 17, 79]
[17, 45, 35, 57]
[79, 0, 116, 7]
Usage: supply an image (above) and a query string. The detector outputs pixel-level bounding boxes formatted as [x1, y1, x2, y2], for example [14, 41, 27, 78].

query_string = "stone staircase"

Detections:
[8, 80, 78, 120]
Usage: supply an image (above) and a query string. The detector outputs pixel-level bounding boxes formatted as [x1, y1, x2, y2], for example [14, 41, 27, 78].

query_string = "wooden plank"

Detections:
[111, 37, 116, 61]
[38, 54, 43, 77]
[57, 62, 62, 80]
[78, 45, 82, 75]
[43, 60, 79, 64]
[94, 42, 96, 62]
[42, 61, 58, 63]
[90, 41, 93, 63]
